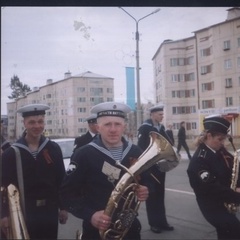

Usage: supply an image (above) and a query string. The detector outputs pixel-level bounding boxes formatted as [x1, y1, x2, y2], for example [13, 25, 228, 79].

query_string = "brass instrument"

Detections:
[6, 184, 30, 239]
[224, 136, 240, 213]
[100, 132, 180, 240]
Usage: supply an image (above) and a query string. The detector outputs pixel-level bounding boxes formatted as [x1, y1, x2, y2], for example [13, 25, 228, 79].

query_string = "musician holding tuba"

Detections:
[60, 102, 149, 240]
[187, 115, 240, 239]
[1, 104, 68, 239]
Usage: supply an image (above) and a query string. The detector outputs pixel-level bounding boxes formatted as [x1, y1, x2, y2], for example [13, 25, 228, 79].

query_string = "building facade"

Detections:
[152, 8, 240, 138]
[7, 71, 114, 140]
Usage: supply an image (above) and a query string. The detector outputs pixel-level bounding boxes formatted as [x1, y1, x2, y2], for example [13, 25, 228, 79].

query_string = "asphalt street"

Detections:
[58, 151, 240, 239]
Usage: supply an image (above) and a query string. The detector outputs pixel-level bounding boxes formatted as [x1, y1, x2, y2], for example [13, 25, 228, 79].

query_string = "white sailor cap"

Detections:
[91, 102, 131, 119]
[149, 104, 164, 113]
[203, 115, 230, 135]
[85, 114, 97, 123]
[17, 104, 50, 117]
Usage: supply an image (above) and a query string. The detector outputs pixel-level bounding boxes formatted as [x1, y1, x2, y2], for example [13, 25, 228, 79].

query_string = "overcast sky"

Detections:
[1, 6, 230, 114]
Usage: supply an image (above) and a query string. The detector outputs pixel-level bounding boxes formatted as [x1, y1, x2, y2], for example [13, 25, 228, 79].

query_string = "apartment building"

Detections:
[7, 71, 114, 140]
[152, 8, 240, 138]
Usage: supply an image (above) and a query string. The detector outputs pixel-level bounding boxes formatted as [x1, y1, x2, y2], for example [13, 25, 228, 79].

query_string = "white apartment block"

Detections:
[152, 8, 240, 138]
[7, 71, 114, 140]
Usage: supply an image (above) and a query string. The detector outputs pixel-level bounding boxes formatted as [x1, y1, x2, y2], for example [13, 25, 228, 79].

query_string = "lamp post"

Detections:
[119, 7, 160, 129]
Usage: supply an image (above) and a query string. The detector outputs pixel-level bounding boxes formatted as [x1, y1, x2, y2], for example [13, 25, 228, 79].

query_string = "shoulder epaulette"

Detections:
[198, 148, 207, 159]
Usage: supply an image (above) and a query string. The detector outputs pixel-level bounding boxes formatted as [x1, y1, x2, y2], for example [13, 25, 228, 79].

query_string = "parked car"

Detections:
[51, 138, 75, 170]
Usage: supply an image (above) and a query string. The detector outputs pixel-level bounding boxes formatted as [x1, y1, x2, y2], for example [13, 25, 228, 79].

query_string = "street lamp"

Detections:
[119, 7, 160, 129]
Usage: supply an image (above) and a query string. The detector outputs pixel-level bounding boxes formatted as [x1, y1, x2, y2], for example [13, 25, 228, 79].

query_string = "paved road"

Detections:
[58, 152, 239, 239]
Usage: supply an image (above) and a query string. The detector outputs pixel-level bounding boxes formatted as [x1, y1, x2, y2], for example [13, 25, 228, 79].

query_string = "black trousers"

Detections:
[145, 172, 168, 227]
[177, 140, 192, 160]
[26, 200, 59, 239]
[200, 204, 240, 240]
[81, 218, 141, 240]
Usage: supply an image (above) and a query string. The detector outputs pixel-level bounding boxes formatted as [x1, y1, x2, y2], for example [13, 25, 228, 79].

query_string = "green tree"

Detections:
[8, 75, 31, 99]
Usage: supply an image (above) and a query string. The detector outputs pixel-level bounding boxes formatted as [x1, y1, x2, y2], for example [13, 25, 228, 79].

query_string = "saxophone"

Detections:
[99, 132, 180, 240]
[224, 136, 240, 213]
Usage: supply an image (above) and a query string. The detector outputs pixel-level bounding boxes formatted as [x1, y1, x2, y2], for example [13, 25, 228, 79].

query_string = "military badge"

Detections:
[66, 162, 77, 175]
[199, 170, 210, 182]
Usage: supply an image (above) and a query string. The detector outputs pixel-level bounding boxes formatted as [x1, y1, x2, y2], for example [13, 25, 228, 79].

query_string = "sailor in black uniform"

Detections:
[73, 114, 98, 152]
[61, 102, 149, 240]
[1, 104, 68, 239]
[137, 104, 174, 233]
[187, 115, 240, 239]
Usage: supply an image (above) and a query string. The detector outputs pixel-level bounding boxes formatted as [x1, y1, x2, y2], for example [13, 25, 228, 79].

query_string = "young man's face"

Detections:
[151, 111, 164, 123]
[97, 116, 126, 147]
[23, 115, 45, 138]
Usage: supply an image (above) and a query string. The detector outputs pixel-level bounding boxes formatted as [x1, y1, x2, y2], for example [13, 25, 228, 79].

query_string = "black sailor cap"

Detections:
[203, 115, 230, 135]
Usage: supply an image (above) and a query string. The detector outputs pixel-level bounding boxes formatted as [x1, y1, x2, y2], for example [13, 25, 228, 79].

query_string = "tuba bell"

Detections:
[2, 184, 30, 239]
[99, 132, 180, 240]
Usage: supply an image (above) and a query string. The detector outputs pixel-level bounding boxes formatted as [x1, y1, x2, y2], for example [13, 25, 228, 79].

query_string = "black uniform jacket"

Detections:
[177, 126, 186, 141]
[138, 119, 172, 151]
[74, 131, 96, 151]
[60, 135, 143, 223]
[1, 135, 66, 217]
[187, 143, 240, 214]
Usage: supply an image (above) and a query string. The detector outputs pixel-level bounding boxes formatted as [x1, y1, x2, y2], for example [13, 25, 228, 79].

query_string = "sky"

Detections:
[1, 6, 231, 114]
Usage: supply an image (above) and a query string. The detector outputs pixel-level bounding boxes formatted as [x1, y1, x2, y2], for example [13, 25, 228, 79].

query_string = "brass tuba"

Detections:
[99, 132, 180, 240]
[5, 184, 30, 239]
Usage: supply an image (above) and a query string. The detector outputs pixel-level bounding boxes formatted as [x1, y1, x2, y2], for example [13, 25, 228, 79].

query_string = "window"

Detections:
[202, 99, 215, 109]
[200, 47, 212, 57]
[77, 108, 86, 113]
[172, 89, 195, 98]
[78, 118, 84, 123]
[170, 57, 194, 66]
[201, 65, 212, 75]
[187, 56, 194, 65]
[90, 97, 104, 104]
[77, 87, 85, 92]
[172, 106, 196, 114]
[107, 88, 113, 93]
[225, 78, 232, 88]
[238, 38, 240, 48]
[171, 73, 195, 82]
[223, 40, 230, 50]
[237, 57, 240, 67]
[90, 88, 103, 95]
[77, 97, 86, 102]
[224, 59, 232, 69]
[78, 128, 87, 134]
[185, 73, 195, 81]
[170, 58, 178, 66]
[226, 97, 233, 106]
[202, 82, 214, 91]
[192, 122, 197, 130]
[171, 74, 184, 82]
[46, 94, 51, 98]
